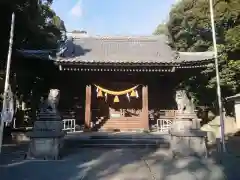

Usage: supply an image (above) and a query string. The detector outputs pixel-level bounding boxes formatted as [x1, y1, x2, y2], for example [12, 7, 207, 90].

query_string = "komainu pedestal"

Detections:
[25, 89, 65, 160]
[170, 90, 208, 158]
[170, 117, 208, 157]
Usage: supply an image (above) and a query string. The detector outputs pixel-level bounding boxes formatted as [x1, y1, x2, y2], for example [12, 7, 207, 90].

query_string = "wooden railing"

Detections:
[149, 110, 178, 133]
[63, 119, 76, 132]
[157, 119, 173, 132]
[159, 110, 177, 119]
[149, 109, 177, 120]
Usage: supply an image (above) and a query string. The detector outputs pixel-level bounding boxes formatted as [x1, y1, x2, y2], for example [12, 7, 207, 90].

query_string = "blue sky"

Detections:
[52, 0, 178, 35]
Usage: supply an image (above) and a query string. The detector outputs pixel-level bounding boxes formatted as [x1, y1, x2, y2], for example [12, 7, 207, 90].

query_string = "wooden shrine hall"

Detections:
[49, 33, 214, 132]
[18, 33, 215, 132]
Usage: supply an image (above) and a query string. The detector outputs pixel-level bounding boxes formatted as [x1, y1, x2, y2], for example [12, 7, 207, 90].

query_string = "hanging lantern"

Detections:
[97, 90, 103, 97]
[114, 96, 119, 103]
[130, 90, 136, 97]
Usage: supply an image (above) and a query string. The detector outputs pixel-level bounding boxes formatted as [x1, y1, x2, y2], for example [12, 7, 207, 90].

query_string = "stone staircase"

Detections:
[92, 118, 145, 131]
[64, 133, 170, 149]
[100, 119, 143, 131]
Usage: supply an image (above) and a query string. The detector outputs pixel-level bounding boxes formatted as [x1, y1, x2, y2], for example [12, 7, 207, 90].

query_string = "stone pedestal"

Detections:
[26, 131, 65, 160]
[169, 113, 208, 158]
[170, 129, 207, 157]
[25, 112, 65, 160]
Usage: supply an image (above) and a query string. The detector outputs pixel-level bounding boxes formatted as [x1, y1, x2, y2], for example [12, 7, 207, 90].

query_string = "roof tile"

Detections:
[57, 35, 177, 63]
[22, 35, 214, 64]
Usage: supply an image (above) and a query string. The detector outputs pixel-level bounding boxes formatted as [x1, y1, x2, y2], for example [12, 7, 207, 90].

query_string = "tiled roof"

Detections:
[16, 50, 55, 60]
[226, 93, 240, 100]
[177, 52, 215, 62]
[56, 35, 214, 65]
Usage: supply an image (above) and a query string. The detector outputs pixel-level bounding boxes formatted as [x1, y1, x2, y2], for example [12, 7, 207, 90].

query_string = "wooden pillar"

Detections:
[142, 85, 149, 130]
[85, 85, 91, 129]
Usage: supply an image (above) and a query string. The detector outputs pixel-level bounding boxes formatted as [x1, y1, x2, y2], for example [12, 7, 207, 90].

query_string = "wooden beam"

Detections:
[62, 67, 175, 72]
[85, 84, 91, 129]
[142, 85, 149, 130]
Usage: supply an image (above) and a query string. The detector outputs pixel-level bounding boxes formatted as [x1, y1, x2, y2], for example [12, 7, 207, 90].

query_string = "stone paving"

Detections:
[0, 144, 226, 180]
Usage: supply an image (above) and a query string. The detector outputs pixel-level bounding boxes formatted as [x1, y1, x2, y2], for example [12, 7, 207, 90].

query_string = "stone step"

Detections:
[101, 123, 142, 125]
[88, 135, 170, 140]
[64, 138, 170, 148]
[71, 143, 169, 148]
[65, 133, 170, 140]
[99, 127, 144, 131]
[101, 121, 141, 123]
[67, 138, 168, 143]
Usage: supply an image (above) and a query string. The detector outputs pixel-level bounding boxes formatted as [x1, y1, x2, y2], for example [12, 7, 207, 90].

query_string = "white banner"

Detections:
[1, 85, 14, 123]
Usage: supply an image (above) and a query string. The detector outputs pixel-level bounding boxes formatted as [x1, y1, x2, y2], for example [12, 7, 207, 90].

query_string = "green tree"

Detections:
[0, 0, 66, 52]
[0, 0, 66, 126]
[72, 30, 87, 33]
[0, 0, 66, 87]
[154, 0, 240, 108]
[153, 23, 168, 35]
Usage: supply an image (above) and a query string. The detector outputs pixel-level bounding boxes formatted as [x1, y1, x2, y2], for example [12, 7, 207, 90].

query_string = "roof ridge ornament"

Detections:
[56, 36, 75, 58]
[173, 51, 180, 61]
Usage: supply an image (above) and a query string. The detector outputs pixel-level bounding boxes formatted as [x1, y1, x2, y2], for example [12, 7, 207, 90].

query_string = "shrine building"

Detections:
[17, 33, 215, 132]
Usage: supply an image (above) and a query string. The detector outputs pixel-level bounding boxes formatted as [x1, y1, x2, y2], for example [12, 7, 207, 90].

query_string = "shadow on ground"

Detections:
[209, 136, 240, 180]
[0, 140, 228, 180]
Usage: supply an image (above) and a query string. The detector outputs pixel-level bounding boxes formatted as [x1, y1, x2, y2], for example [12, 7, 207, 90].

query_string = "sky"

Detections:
[52, 0, 178, 35]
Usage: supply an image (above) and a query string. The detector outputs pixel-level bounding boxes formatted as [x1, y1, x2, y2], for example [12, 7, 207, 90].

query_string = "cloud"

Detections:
[69, 0, 82, 18]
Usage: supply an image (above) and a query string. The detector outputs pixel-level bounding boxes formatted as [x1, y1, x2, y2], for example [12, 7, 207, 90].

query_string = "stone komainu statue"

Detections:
[175, 90, 195, 114]
[40, 89, 60, 114]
